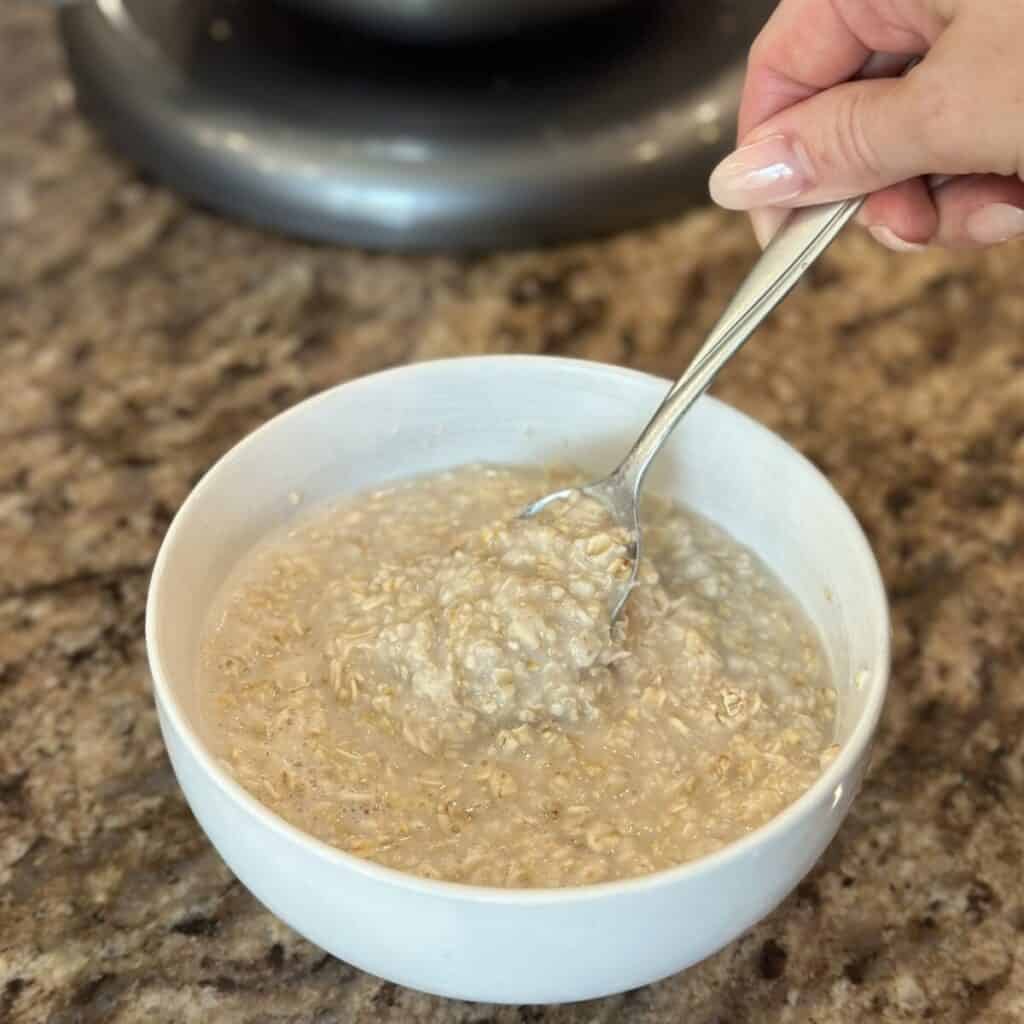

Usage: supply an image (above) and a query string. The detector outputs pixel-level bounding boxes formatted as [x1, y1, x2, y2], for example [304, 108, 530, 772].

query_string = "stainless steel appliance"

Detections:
[60, 1, 776, 249]
[288, 0, 629, 41]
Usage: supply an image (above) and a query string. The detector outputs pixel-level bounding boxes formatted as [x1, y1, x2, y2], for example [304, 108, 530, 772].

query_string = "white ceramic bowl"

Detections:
[146, 356, 889, 1004]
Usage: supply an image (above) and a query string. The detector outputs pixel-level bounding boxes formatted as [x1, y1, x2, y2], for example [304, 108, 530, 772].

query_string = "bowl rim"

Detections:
[146, 354, 891, 905]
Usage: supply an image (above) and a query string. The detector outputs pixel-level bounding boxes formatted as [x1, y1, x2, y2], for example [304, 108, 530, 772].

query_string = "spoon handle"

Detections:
[614, 54, 922, 499]
[615, 193, 863, 495]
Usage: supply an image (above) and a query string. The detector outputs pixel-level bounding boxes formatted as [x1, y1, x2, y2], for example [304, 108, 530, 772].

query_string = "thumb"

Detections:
[710, 69, 960, 210]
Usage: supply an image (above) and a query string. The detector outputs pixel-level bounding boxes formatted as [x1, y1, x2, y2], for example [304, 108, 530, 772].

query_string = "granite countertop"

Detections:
[2, 5, 1023, 1023]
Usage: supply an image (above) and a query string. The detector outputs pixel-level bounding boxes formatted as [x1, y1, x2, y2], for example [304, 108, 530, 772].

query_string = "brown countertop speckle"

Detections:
[2, 5, 1023, 1022]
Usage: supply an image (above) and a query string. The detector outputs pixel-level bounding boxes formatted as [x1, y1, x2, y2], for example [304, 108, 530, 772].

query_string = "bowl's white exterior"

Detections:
[147, 356, 889, 1004]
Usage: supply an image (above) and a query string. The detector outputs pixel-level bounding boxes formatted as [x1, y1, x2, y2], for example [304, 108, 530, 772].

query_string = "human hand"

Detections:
[708, 0, 1024, 251]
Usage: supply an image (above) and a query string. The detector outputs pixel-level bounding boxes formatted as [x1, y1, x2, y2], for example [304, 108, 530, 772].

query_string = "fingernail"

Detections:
[965, 203, 1024, 245]
[750, 207, 790, 248]
[709, 135, 812, 210]
[868, 225, 927, 253]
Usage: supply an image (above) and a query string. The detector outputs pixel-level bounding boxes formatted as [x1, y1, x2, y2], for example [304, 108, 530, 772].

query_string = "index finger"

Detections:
[737, 0, 943, 142]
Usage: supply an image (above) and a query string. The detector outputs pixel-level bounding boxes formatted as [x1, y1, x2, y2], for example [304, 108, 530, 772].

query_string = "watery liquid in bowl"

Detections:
[198, 464, 837, 887]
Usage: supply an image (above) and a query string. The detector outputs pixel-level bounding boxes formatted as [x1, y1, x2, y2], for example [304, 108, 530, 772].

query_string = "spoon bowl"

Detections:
[520, 470, 641, 621]
[522, 192, 865, 620]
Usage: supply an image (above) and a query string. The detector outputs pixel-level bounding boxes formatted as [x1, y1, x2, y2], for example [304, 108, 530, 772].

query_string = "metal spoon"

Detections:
[521, 193, 863, 621]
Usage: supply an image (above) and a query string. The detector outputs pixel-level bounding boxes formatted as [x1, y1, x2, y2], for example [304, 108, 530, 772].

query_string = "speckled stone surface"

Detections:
[2, 5, 1023, 1023]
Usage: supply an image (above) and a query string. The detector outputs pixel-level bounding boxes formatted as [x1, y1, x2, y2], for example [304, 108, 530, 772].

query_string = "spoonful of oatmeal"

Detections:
[523, 194, 865, 621]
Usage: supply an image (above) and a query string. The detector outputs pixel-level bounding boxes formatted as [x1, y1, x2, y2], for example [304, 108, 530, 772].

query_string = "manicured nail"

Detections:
[965, 203, 1024, 245]
[709, 135, 812, 210]
[750, 207, 790, 249]
[868, 225, 927, 253]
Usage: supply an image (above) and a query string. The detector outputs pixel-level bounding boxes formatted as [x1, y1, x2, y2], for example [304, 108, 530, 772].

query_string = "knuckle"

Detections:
[839, 0, 929, 51]
[747, 30, 772, 68]
[828, 87, 887, 181]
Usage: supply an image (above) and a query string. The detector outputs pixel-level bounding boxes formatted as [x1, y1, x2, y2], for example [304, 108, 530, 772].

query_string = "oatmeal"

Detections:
[199, 465, 837, 887]
[345, 489, 633, 754]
